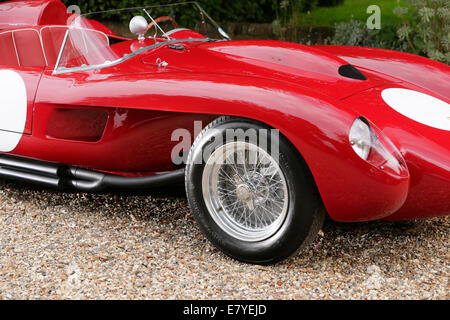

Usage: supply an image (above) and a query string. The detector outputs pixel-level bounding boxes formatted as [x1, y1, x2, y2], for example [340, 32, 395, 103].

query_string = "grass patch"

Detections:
[292, 0, 408, 27]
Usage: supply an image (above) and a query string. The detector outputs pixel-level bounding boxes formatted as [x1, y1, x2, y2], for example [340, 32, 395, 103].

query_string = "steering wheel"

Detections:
[146, 16, 178, 36]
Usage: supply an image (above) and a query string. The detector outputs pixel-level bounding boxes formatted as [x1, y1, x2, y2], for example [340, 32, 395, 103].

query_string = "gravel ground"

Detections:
[0, 178, 448, 300]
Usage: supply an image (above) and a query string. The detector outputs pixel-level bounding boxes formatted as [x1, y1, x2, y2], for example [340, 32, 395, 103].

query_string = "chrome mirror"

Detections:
[129, 16, 148, 41]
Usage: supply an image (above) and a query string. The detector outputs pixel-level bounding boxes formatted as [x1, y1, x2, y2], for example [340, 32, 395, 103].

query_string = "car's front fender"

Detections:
[32, 70, 410, 221]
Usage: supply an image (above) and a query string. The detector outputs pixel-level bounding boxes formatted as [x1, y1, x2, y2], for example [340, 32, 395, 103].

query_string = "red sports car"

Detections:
[0, 0, 448, 264]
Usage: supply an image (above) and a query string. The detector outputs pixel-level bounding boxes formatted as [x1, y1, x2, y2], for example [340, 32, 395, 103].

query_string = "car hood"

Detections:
[140, 40, 390, 101]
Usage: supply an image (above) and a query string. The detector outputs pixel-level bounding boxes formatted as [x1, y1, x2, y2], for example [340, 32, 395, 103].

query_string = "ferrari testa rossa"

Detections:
[0, 0, 448, 264]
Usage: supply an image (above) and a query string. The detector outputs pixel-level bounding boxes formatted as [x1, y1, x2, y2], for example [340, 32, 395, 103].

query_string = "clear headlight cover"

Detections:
[349, 117, 408, 176]
[349, 118, 372, 160]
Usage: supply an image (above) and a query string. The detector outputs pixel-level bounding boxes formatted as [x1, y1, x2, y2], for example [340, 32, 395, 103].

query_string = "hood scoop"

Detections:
[339, 64, 367, 80]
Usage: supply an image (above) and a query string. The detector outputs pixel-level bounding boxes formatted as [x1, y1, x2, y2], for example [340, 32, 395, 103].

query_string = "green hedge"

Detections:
[62, 0, 277, 23]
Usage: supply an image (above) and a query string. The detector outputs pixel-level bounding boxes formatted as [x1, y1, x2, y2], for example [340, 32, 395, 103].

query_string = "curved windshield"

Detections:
[54, 1, 230, 74]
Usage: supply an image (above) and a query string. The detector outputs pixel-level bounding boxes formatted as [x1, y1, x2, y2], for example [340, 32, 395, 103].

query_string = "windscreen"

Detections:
[54, 2, 230, 73]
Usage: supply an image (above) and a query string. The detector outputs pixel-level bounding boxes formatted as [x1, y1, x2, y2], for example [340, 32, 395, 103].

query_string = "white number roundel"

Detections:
[0, 70, 27, 152]
[382, 88, 450, 131]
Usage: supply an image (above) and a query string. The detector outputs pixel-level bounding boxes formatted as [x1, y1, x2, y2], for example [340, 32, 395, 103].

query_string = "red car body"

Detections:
[0, 0, 449, 224]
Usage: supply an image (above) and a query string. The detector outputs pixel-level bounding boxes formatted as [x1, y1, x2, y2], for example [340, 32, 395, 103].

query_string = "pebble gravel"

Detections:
[0, 179, 448, 300]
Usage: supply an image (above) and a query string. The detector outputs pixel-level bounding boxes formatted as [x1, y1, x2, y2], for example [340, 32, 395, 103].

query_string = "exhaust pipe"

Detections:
[0, 155, 63, 188]
[0, 155, 62, 176]
[0, 167, 62, 188]
[0, 154, 184, 191]
[66, 167, 185, 191]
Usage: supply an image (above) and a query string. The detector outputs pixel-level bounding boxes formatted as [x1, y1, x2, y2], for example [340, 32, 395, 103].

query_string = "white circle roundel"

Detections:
[381, 88, 450, 131]
[0, 70, 27, 152]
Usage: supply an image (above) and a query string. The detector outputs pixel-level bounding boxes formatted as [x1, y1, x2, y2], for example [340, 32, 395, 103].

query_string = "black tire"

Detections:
[185, 117, 326, 265]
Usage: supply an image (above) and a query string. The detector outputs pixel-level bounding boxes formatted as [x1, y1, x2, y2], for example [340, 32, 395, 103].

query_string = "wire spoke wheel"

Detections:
[202, 141, 289, 242]
[186, 117, 326, 264]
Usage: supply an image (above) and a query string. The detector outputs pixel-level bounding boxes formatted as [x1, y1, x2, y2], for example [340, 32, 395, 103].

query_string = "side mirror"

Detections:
[129, 16, 148, 41]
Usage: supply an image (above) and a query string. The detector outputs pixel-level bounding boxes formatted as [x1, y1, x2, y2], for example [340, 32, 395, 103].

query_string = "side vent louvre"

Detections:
[339, 64, 367, 81]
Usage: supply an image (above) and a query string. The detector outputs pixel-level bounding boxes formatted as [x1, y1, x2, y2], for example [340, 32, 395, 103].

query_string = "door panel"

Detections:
[0, 29, 45, 152]
[0, 66, 42, 135]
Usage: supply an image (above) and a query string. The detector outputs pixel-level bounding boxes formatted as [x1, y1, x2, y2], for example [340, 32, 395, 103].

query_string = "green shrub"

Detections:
[394, 0, 450, 63]
[328, 19, 408, 51]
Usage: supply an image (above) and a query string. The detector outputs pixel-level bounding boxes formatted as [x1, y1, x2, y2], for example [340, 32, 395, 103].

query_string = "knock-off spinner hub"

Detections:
[236, 184, 253, 202]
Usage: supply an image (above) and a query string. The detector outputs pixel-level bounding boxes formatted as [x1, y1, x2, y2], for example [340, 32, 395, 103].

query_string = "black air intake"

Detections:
[339, 64, 367, 80]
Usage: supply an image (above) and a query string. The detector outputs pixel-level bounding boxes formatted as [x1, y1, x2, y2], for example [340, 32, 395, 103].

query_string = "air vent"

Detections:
[339, 64, 367, 80]
[46, 108, 108, 142]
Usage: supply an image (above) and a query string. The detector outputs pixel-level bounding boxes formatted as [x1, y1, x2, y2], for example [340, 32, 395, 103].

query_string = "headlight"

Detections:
[349, 117, 408, 176]
[349, 118, 372, 160]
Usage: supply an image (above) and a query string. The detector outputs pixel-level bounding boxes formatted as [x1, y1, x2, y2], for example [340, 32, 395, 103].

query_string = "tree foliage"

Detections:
[61, 0, 277, 23]
[317, 0, 345, 7]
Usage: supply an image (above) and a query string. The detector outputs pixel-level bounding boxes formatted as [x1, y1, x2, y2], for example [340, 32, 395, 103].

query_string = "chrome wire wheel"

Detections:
[202, 141, 289, 242]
